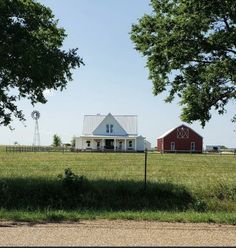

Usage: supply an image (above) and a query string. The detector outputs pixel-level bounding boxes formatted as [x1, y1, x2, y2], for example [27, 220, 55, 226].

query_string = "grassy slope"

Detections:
[0, 147, 235, 223]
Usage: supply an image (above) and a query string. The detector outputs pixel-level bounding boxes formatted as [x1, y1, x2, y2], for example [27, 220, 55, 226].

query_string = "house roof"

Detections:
[158, 124, 203, 139]
[82, 113, 138, 135]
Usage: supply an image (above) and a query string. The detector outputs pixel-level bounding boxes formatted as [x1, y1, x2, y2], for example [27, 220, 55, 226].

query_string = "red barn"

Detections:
[157, 124, 203, 153]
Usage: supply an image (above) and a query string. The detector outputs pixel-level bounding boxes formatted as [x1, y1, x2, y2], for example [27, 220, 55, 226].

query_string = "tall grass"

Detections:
[0, 148, 235, 223]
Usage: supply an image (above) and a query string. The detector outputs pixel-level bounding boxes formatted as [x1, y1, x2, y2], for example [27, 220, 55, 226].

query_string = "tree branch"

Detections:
[223, 16, 231, 31]
[190, 59, 212, 64]
[226, 49, 236, 55]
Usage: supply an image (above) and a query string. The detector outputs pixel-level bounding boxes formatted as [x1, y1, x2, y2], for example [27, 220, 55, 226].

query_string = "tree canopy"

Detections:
[0, 0, 83, 127]
[131, 0, 236, 126]
[52, 134, 62, 147]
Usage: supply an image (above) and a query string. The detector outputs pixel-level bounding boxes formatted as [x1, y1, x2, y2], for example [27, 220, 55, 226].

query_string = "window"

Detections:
[86, 141, 91, 147]
[110, 124, 113, 133]
[171, 142, 175, 151]
[97, 141, 100, 148]
[106, 124, 114, 133]
[191, 142, 195, 151]
[129, 140, 132, 148]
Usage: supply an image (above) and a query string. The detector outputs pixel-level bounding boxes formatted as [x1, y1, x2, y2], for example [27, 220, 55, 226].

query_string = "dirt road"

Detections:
[0, 220, 235, 246]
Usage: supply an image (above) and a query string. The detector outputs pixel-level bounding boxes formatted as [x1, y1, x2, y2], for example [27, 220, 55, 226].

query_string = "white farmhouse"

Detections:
[75, 113, 146, 152]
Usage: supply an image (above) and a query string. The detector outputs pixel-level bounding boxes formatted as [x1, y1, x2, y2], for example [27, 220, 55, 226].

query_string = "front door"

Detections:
[105, 139, 114, 149]
[171, 142, 175, 151]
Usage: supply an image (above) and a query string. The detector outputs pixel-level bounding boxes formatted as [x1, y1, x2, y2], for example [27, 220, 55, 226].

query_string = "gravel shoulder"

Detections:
[0, 220, 235, 246]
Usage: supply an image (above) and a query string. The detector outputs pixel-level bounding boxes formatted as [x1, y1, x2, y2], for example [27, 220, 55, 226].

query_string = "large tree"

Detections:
[131, 0, 236, 126]
[0, 0, 83, 126]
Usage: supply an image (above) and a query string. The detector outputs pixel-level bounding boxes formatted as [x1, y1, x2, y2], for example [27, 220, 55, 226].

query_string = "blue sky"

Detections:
[0, 0, 235, 148]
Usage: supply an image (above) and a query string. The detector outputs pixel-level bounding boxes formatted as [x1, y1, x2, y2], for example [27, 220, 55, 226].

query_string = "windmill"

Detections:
[31, 110, 41, 146]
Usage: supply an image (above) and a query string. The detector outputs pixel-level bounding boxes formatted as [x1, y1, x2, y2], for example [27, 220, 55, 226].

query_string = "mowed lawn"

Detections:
[0, 147, 235, 223]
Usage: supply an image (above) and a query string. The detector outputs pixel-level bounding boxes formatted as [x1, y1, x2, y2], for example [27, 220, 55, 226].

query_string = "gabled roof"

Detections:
[158, 127, 176, 139]
[93, 113, 127, 135]
[158, 124, 203, 139]
[82, 113, 138, 135]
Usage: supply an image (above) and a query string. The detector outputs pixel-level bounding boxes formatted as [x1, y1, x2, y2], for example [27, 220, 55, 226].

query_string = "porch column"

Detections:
[124, 138, 126, 151]
[134, 138, 137, 151]
[102, 139, 104, 150]
[114, 139, 116, 151]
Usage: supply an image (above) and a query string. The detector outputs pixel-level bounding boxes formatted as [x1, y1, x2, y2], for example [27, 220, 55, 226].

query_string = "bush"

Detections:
[58, 168, 88, 194]
[192, 198, 208, 212]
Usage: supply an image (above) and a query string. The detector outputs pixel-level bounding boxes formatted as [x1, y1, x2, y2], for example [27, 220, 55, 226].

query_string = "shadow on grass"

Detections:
[0, 177, 204, 212]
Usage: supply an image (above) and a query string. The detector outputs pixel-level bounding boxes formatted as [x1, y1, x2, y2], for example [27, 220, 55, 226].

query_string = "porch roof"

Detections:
[80, 135, 138, 139]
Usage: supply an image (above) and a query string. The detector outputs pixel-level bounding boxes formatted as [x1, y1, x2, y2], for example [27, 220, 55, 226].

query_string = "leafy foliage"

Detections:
[131, 0, 236, 126]
[0, 0, 83, 126]
[58, 168, 88, 193]
[52, 134, 62, 147]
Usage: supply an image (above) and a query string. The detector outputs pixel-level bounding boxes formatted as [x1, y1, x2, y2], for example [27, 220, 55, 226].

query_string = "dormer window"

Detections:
[106, 124, 113, 133]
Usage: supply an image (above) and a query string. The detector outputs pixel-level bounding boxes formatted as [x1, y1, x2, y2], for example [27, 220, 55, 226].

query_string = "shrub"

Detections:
[58, 168, 88, 194]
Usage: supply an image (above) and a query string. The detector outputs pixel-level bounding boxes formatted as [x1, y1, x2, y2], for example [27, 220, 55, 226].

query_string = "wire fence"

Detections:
[5, 146, 72, 153]
[3, 146, 236, 188]
[5, 145, 236, 154]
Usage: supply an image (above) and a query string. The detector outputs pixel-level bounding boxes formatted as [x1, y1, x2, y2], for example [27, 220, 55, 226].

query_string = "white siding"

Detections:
[145, 140, 152, 150]
[75, 137, 83, 149]
[93, 113, 127, 136]
[82, 113, 137, 135]
[136, 136, 145, 151]
[76, 137, 98, 150]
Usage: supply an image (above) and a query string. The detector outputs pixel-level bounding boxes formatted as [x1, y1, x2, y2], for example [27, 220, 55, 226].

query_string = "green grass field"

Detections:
[0, 146, 235, 224]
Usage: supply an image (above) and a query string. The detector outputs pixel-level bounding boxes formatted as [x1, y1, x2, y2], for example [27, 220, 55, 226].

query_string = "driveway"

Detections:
[0, 220, 235, 246]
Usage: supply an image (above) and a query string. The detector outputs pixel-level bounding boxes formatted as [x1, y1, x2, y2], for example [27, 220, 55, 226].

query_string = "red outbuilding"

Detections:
[157, 124, 203, 153]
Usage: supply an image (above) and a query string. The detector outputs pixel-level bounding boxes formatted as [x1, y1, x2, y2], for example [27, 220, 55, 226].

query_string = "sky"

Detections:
[0, 0, 235, 148]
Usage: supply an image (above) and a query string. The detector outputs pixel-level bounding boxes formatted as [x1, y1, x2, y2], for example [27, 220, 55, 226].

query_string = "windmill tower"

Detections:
[31, 110, 41, 146]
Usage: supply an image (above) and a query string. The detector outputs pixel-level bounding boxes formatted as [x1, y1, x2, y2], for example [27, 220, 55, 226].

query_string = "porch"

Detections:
[79, 136, 138, 151]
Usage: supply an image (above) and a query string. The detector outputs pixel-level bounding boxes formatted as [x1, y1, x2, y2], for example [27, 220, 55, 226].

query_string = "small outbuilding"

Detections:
[205, 145, 222, 152]
[157, 124, 203, 153]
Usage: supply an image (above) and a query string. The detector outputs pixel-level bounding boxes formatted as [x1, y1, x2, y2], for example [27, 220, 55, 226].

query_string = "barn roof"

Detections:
[158, 127, 176, 139]
[158, 124, 203, 139]
[82, 113, 138, 135]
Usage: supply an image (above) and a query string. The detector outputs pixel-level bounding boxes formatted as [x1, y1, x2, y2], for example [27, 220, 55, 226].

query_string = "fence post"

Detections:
[144, 148, 147, 190]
